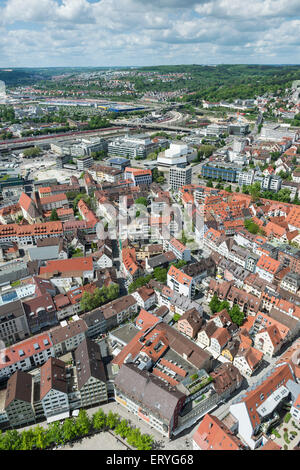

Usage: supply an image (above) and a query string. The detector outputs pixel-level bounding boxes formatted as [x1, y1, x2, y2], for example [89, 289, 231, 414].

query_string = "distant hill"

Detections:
[0, 69, 39, 86]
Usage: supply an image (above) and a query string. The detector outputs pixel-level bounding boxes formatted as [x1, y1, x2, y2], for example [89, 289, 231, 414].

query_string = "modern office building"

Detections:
[259, 123, 299, 142]
[201, 165, 238, 182]
[169, 166, 192, 190]
[228, 124, 249, 136]
[261, 175, 282, 192]
[237, 170, 255, 187]
[108, 135, 156, 159]
[107, 157, 130, 170]
[74, 155, 94, 171]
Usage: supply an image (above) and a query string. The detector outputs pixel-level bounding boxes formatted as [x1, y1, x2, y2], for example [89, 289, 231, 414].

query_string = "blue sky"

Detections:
[0, 0, 299, 67]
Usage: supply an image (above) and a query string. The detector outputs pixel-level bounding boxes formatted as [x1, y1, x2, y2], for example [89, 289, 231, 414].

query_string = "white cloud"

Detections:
[0, 0, 299, 66]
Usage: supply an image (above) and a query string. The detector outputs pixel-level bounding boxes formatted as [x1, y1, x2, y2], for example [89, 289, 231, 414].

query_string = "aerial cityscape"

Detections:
[0, 0, 300, 457]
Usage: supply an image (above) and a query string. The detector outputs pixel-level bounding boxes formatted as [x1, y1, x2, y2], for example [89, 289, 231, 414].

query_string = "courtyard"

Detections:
[270, 412, 300, 450]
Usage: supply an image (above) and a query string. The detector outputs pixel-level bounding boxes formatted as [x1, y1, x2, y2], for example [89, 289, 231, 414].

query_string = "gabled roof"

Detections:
[114, 363, 185, 423]
[211, 327, 231, 347]
[39, 257, 93, 277]
[232, 363, 294, 431]
[40, 357, 67, 400]
[74, 338, 107, 390]
[193, 414, 244, 450]
[256, 254, 281, 274]
[5, 370, 32, 408]
[167, 264, 193, 287]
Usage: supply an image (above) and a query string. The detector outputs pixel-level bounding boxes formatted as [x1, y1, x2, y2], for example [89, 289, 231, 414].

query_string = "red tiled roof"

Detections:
[167, 265, 193, 287]
[152, 367, 179, 386]
[125, 167, 152, 176]
[256, 255, 281, 274]
[40, 193, 68, 205]
[238, 363, 294, 431]
[0, 221, 63, 239]
[0, 333, 52, 369]
[170, 237, 187, 253]
[39, 257, 93, 276]
[193, 414, 244, 450]
[19, 192, 35, 212]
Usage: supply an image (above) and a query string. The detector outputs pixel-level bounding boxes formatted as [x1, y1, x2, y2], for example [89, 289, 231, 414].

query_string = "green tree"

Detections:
[270, 151, 281, 162]
[106, 411, 119, 430]
[242, 184, 249, 194]
[47, 421, 64, 447]
[62, 418, 77, 442]
[75, 409, 92, 437]
[249, 182, 261, 202]
[128, 275, 153, 293]
[138, 433, 154, 450]
[209, 293, 220, 313]
[171, 259, 187, 269]
[126, 427, 142, 449]
[153, 267, 168, 283]
[20, 429, 36, 450]
[115, 419, 131, 439]
[50, 208, 59, 221]
[80, 283, 119, 312]
[219, 300, 230, 312]
[92, 409, 107, 431]
[198, 144, 216, 158]
[229, 304, 245, 326]
[34, 425, 48, 450]
[157, 175, 165, 183]
[23, 146, 41, 158]
[135, 197, 148, 206]
[244, 218, 261, 234]
[73, 193, 90, 212]
[0, 429, 21, 450]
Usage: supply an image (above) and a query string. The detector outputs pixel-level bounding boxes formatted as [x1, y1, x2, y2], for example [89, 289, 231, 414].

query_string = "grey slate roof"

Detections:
[74, 338, 107, 389]
[114, 363, 185, 422]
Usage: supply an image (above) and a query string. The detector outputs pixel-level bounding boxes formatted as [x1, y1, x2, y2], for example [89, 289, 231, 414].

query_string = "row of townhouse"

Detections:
[163, 238, 191, 262]
[149, 279, 203, 316]
[0, 221, 63, 247]
[195, 308, 264, 376]
[82, 294, 138, 338]
[204, 228, 287, 283]
[166, 256, 216, 300]
[208, 278, 300, 358]
[1, 337, 108, 428]
[0, 292, 139, 382]
[112, 310, 246, 438]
